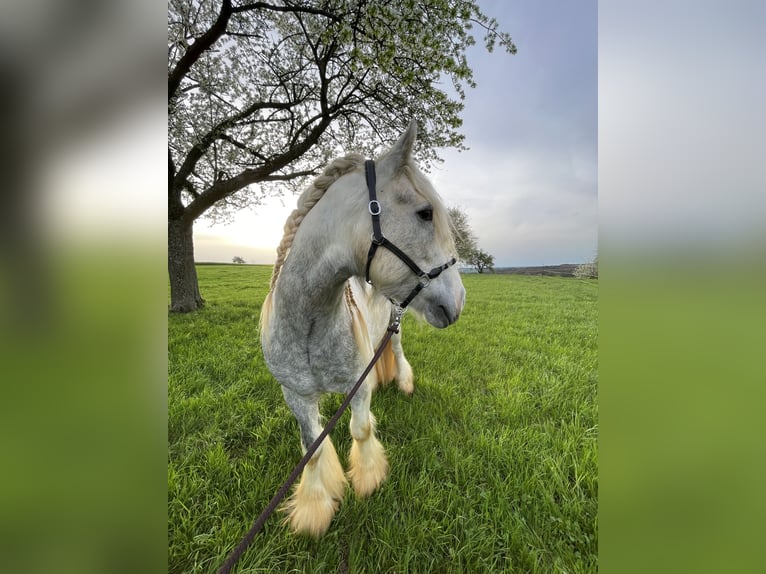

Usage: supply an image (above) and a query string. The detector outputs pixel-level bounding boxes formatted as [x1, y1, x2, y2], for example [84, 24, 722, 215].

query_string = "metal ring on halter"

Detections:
[368, 200, 381, 216]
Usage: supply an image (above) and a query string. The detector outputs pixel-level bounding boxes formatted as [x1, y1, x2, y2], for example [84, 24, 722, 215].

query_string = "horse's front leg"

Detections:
[391, 329, 414, 395]
[347, 379, 389, 497]
[280, 387, 347, 537]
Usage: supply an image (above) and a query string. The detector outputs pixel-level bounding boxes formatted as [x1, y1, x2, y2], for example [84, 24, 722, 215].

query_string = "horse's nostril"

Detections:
[438, 304, 452, 324]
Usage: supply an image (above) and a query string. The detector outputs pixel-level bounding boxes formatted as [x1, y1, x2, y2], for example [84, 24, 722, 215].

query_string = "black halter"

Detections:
[363, 159, 457, 312]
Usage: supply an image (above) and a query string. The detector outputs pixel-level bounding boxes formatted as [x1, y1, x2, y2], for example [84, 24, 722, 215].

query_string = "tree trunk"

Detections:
[168, 218, 204, 312]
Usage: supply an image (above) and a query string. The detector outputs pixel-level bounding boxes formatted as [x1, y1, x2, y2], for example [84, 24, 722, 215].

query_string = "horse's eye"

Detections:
[416, 208, 433, 222]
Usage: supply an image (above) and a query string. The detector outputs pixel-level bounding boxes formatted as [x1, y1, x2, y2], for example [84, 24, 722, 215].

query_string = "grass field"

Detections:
[168, 265, 598, 573]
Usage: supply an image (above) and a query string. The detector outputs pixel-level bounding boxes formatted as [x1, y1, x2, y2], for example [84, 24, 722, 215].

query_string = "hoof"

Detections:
[347, 434, 389, 498]
[281, 438, 347, 536]
[396, 362, 414, 396]
[282, 486, 340, 537]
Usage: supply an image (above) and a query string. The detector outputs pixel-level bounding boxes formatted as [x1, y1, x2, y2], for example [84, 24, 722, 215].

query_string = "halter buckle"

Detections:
[418, 275, 431, 289]
[388, 305, 406, 333]
[368, 200, 381, 216]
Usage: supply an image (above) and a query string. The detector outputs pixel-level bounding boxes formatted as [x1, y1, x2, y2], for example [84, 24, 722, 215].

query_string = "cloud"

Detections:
[420, 0, 598, 266]
[431, 143, 597, 266]
[599, 0, 766, 249]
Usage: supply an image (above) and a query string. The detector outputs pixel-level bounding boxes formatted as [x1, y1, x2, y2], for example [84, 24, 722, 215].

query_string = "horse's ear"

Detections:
[377, 120, 418, 180]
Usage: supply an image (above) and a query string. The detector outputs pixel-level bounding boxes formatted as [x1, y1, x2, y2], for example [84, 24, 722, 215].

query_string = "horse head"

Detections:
[362, 121, 466, 328]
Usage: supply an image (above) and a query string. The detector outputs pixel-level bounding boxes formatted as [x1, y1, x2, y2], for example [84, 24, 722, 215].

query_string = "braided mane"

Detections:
[268, 153, 365, 292]
[261, 154, 364, 344]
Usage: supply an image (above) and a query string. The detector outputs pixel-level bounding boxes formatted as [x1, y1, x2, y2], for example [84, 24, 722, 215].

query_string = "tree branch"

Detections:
[182, 180, 200, 198]
[224, 31, 264, 40]
[173, 99, 299, 194]
[218, 133, 267, 160]
[260, 169, 317, 182]
[182, 113, 334, 224]
[232, 2, 343, 22]
[168, 0, 233, 101]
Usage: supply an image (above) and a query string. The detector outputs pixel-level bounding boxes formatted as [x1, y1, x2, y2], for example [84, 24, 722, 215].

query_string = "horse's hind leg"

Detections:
[281, 387, 347, 537]
[347, 380, 389, 497]
[391, 330, 414, 395]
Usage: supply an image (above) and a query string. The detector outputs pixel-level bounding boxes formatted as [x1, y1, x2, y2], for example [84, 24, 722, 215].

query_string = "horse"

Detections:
[260, 120, 466, 536]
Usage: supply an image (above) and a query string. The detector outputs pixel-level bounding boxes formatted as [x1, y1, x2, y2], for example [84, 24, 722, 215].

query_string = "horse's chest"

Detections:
[307, 321, 359, 392]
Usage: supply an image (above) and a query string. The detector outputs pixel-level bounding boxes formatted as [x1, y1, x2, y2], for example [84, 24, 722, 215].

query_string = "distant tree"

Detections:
[470, 249, 495, 274]
[447, 206, 478, 263]
[574, 254, 598, 278]
[167, 0, 516, 312]
[232, 256, 245, 264]
[448, 206, 495, 273]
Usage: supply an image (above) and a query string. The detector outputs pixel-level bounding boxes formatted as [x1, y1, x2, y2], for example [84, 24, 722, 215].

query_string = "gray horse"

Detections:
[260, 121, 465, 536]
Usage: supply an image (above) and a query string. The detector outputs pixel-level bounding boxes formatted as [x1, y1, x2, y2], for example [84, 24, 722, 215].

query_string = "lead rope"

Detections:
[216, 308, 404, 574]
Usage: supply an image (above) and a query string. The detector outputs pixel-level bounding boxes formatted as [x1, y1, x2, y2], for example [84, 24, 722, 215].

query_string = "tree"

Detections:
[232, 256, 246, 264]
[168, 0, 516, 312]
[447, 206, 478, 263]
[447, 205, 495, 273]
[470, 249, 495, 274]
[574, 254, 598, 278]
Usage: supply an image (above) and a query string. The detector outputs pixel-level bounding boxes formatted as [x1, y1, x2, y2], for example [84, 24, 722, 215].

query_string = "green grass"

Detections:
[169, 265, 598, 573]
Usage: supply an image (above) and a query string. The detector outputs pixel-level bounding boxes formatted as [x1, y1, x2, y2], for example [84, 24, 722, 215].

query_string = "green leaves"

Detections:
[168, 0, 516, 223]
[469, 248, 495, 274]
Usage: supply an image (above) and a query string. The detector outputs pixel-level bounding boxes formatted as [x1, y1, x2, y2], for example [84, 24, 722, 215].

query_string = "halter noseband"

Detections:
[363, 159, 456, 316]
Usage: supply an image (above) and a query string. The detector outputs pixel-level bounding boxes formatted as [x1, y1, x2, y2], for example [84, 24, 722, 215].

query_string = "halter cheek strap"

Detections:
[363, 159, 456, 319]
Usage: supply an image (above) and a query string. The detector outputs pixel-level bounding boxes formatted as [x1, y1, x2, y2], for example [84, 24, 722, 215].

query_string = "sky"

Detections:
[598, 0, 766, 253]
[194, 0, 598, 267]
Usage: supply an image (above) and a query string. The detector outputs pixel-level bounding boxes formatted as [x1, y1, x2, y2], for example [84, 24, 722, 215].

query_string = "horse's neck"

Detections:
[276, 209, 360, 320]
[278, 244, 351, 313]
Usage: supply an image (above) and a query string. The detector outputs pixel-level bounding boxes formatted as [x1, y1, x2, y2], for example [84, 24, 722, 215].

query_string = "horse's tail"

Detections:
[260, 154, 364, 346]
[374, 337, 397, 387]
